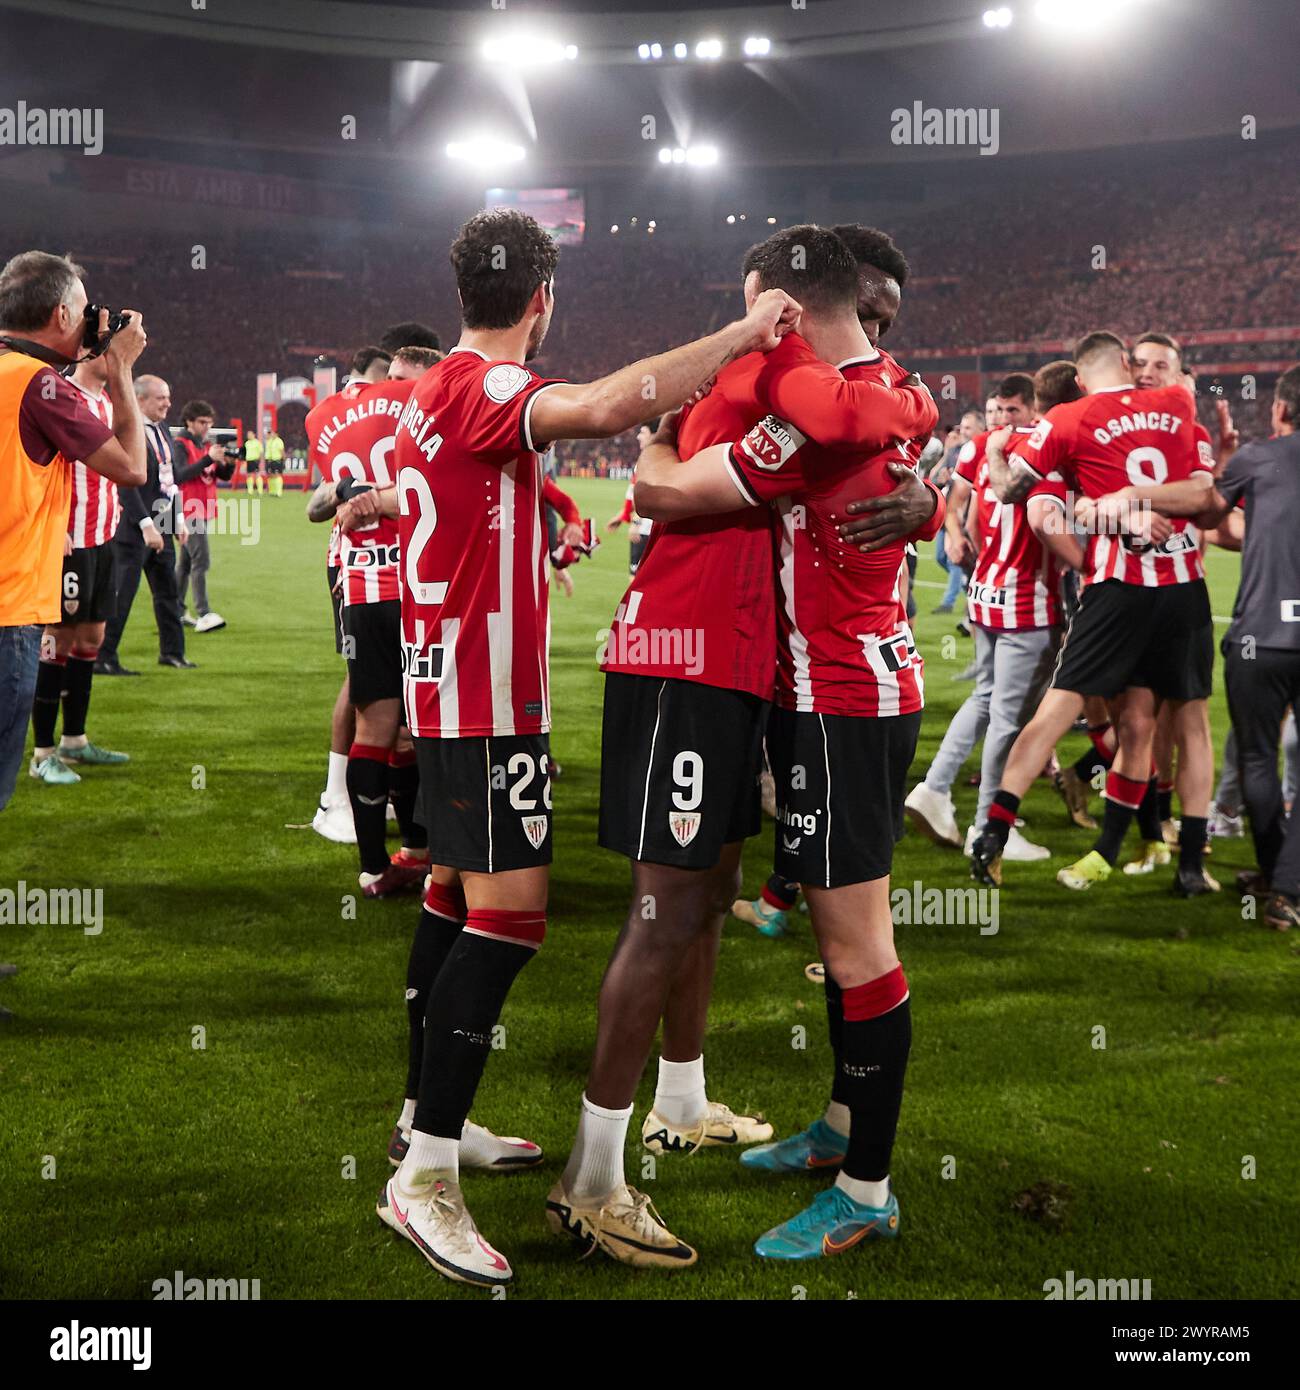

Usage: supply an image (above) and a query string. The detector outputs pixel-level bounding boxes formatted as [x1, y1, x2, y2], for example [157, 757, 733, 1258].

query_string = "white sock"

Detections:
[653, 1055, 707, 1129]
[325, 750, 348, 802]
[561, 1095, 632, 1204]
[398, 1128, 458, 1188]
[835, 1170, 890, 1210]
[397, 1098, 416, 1133]
[60, 734, 87, 751]
[823, 1100, 851, 1138]
[33, 746, 54, 761]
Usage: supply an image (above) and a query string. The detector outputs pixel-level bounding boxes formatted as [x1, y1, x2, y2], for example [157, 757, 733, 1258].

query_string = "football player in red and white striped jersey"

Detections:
[972, 331, 1218, 896]
[349, 208, 801, 1287]
[29, 353, 131, 782]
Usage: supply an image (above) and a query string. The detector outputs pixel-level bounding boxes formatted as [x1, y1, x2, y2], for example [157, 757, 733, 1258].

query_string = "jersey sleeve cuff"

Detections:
[723, 444, 762, 507]
[521, 382, 564, 454]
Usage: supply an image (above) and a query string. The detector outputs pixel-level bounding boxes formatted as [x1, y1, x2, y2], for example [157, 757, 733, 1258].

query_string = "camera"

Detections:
[82, 304, 131, 352]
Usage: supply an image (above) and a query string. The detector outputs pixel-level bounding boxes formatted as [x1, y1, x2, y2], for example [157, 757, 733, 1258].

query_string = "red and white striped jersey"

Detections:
[310, 379, 411, 606]
[394, 348, 563, 739]
[1019, 384, 1210, 588]
[66, 383, 118, 549]
[307, 378, 368, 576]
[725, 354, 944, 718]
[958, 425, 1065, 629]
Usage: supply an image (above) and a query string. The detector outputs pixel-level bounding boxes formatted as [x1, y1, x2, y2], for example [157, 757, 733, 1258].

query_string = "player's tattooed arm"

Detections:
[986, 427, 1038, 503]
[633, 416, 747, 519]
[529, 289, 800, 445]
[306, 479, 340, 523]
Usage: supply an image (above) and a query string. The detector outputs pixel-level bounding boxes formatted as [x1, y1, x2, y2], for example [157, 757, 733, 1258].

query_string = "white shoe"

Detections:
[545, 1180, 697, 1269]
[377, 1174, 512, 1287]
[1003, 826, 1050, 862]
[311, 796, 356, 844]
[904, 782, 962, 848]
[388, 1120, 545, 1172]
[642, 1100, 774, 1155]
[194, 612, 226, 633]
[180, 613, 198, 628]
[1207, 803, 1244, 839]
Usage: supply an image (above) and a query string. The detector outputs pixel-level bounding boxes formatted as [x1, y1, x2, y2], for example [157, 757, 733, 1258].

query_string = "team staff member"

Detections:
[1195, 365, 1300, 930]
[99, 374, 192, 674]
[0, 249, 146, 810]
[174, 399, 232, 633]
[264, 427, 285, 496]
[243, 429, 264, 494]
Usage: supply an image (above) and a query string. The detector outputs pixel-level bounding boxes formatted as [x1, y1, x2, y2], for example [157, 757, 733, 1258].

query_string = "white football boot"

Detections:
[377, 1174, 512, 1287]
[388, 1119, 543, 1171]
[311, 794, 356, 844]
[904, 782, 962, 848]
[642, 1100, 774, 1155]
[545, 1181, 697, 1269]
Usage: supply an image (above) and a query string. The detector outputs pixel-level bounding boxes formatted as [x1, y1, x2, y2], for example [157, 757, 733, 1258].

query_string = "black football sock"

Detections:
[984, 790, 1021, 849]
[413, 909, 545, 1138]
[59, 649, 97, 741]
[1135, 776, 1162, 841]
[347, 742, 392, 875]
[824, 975, 848, 1105]
[838, 967, 912, 1184]
[404, 881, 467, 1099]
[1093, 771, 1146, 863]
[1179, 816, 1208, 873]
[1158, 782, 1175, 823]
[763, 874, 800, 912]
[388, 751, 427, 852]
[31, 658, 65, 751]
[1072, 723, 1114, 783]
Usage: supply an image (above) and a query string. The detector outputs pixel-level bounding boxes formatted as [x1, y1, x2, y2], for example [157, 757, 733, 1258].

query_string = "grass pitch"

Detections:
[1, 480, 1296, 1302]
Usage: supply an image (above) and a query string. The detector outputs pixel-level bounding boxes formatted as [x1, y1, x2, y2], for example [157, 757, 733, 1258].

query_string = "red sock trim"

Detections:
[842, 966, 909, 1022]
[349, 742, 390, 763]
[69, 646, 99, 662]
[422, 881, 466, 924]
[388, 747, 416, 768]
[760, 884, 790, 911]
[989, 802, 1017, 827]
[1105, 770, 1148, 810]
[463, 908, 546, 951]
[1087, 724, 1113, 759]
[1157, 780, 1175, 795]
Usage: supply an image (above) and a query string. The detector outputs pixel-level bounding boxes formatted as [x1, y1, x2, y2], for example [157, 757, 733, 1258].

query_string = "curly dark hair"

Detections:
[450, 210, 560, 331]
[829, 224, 910, 288]
[378, 321, 441, 354]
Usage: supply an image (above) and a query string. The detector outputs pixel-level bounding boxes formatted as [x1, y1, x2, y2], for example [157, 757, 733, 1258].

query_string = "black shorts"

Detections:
[266, 459, 285, 475]
[327, 564, 344, 655]
[342, 599, 402, 706]
[767, 705, 921, 888]
[59, 543, 116, 625]
[629, 532, 649, 575]
[415, 733, 552, 873]
[598, 673, 767, 869]
[1051, 578, 1213, 702]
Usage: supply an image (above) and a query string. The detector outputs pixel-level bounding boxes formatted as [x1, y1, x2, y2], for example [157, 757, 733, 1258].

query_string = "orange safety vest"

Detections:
[0, 351, 73, 626]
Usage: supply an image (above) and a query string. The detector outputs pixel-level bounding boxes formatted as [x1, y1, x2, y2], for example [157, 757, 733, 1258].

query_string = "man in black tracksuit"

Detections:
[1198, 365, 1300, 929]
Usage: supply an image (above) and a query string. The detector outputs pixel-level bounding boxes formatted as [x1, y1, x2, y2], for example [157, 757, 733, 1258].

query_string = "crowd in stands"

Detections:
[10, 147, 1292, 471]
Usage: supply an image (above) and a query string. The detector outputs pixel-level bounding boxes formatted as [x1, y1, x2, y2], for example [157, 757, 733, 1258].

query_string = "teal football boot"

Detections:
[755, 1185, 900, 1260]
[739, 1117, 847, 1173]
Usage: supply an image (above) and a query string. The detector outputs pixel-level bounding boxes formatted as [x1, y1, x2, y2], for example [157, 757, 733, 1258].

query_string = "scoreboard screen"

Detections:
[484, 186, 586, 245]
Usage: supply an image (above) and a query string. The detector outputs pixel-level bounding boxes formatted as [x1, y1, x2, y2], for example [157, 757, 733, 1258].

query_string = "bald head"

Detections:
[134, 374, 171, 423]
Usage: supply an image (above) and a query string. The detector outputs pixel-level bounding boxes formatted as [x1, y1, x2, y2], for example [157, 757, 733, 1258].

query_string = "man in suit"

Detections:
[98, 374, 194, 673]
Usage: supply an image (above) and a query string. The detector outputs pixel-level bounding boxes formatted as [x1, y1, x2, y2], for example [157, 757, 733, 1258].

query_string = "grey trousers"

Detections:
[924, 623, 1062, 825]
[1214, 715, 1298, 814]
[176, 528, 211, 618]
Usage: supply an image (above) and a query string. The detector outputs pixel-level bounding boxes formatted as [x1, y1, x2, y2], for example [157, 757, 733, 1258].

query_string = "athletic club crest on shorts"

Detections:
[669, 811, 701, 847]
[522, 815, 548, 849]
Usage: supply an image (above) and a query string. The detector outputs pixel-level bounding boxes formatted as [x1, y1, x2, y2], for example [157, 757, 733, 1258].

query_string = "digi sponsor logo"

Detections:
[742, 414, 805, 471]
[401, 641, 445, 682]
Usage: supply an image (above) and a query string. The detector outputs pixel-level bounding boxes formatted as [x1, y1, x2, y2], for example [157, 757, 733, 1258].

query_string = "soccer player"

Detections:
[622, 250, 946, 1261]
[970, 332, 1217, 896]
[605, 425, 654, 575]
[29, 351, 130, 782]
[904, 371, 1063, 860]
[549, 225, 938, 1267]
[304, 346, 394, 844]
[354, 208, 801, 1287]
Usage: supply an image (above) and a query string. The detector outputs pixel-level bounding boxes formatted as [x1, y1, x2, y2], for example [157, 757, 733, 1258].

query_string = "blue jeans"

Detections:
[935, 534, 967, 609]
[0, 625, 42, 810]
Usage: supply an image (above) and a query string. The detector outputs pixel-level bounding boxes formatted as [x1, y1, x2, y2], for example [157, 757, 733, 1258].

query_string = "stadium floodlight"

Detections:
[482, 34, 578, 66]
[637, 43, 651, 60]
[695, 39, 723, 60]
[726, 214, 736, 224]
[445, 137, 525, 165]
[657, 147, 673, 164]
[610, 224, 619, 233]
[743, 36, 771, 57]
[767, 216, 777, 224]
[673, 42, 688, 59]
[670, 147, 686, 163]
[1035, 0, 1126, 30]
[685, 145, 718, 166]
[650, 43, 663, 59]
[982, 7, 1014, 27]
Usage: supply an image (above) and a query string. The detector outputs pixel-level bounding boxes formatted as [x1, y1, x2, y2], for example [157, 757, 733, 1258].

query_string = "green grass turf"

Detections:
[1, 480, 1297, 1302]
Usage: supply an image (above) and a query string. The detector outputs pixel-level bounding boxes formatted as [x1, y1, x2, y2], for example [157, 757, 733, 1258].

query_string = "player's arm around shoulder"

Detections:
[632, 413, 751, 521]
[986, 426, 1038, 504]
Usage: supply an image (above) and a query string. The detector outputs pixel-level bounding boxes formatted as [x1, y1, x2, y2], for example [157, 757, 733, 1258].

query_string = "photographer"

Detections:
[173, 399, 233, 633]
[0, 249, 146, 809]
